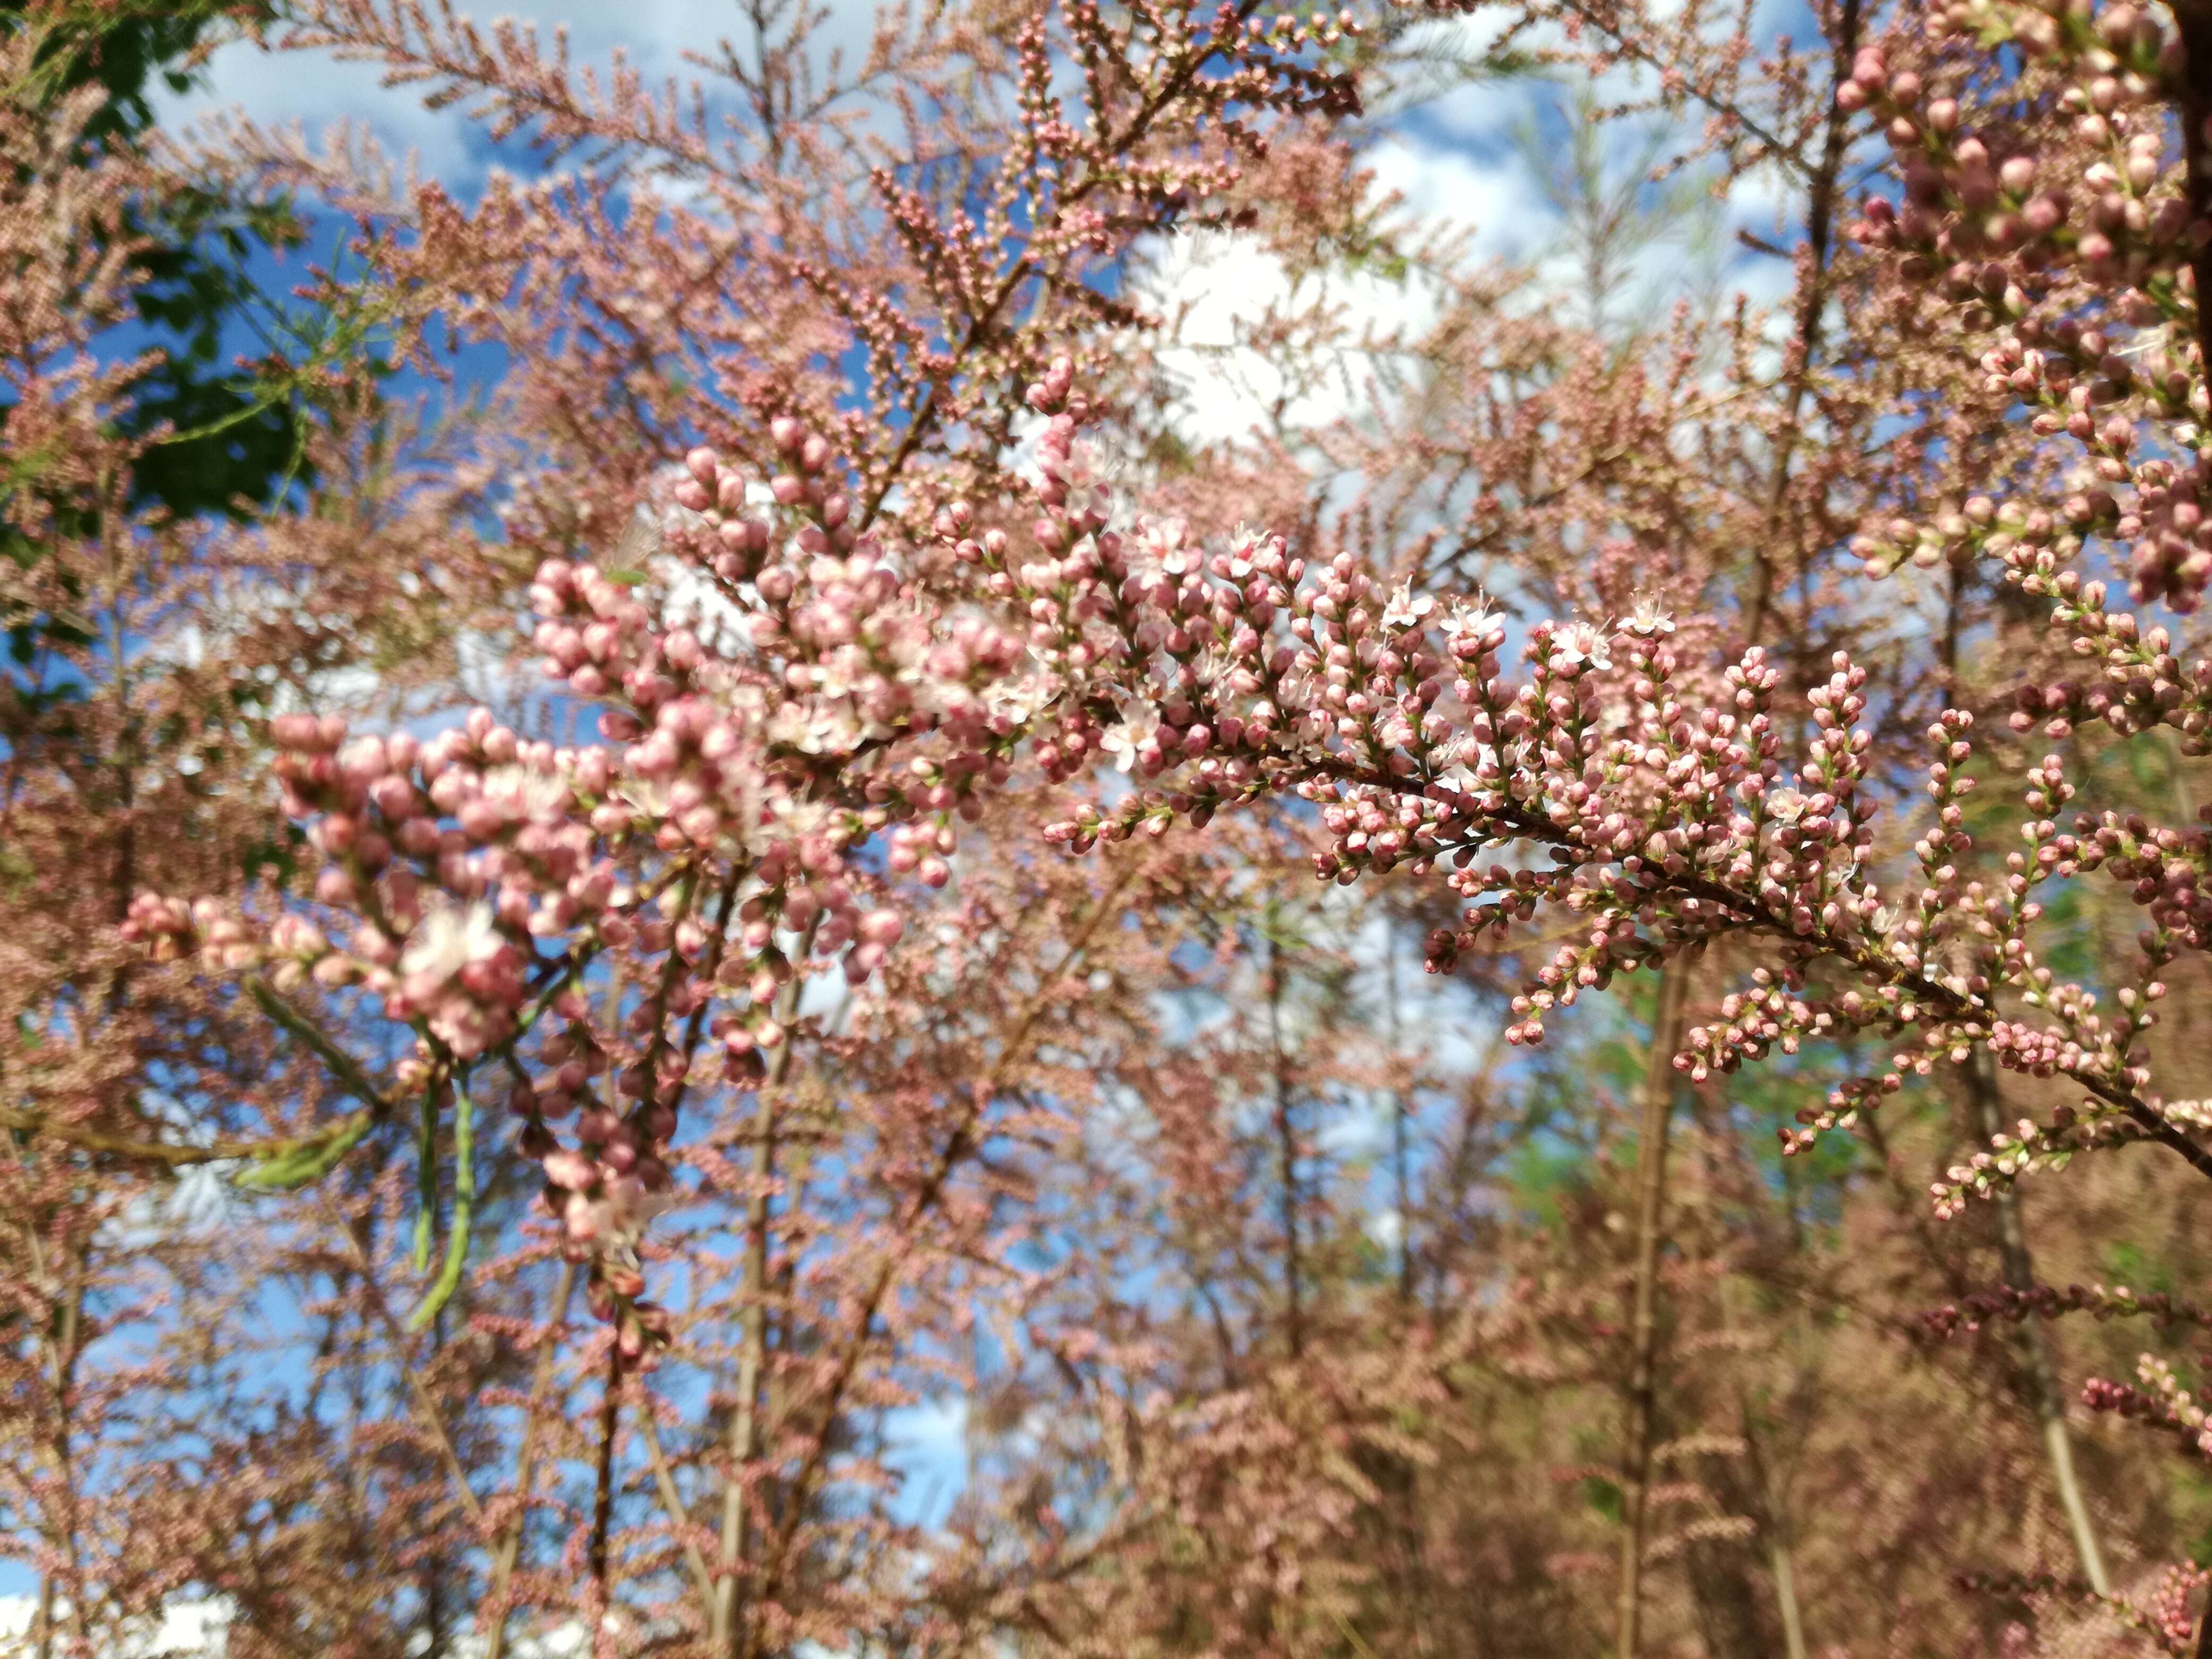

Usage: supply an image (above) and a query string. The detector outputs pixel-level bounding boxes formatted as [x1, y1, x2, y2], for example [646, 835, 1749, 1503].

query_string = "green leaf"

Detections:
[234, 1109, 375, 1191]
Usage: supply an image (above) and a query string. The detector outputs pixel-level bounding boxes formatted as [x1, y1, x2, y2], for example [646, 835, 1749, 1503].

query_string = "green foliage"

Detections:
[2, 0, 308, 526]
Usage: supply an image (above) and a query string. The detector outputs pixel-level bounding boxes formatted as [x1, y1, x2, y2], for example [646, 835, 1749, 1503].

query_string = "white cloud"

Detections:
[0, 1595, 229, 1657]
[152, 31, 471, 177]
[149, 1, 894, 195]
[0, 1594, 600, 1658]
[1364, 132, 1555, 261]
[1142, 228, 1443, 449]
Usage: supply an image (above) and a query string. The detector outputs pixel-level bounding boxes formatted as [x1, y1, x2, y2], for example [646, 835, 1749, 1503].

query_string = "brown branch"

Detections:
[712, 918, 817, 1655]
[2172, 1, 2212, 381]
[737, 865, 1143, 1657]
[636, 1399, 720, 1616]
[1742, 0, 1861, 648]
[318, 1195, 487, 1530]
[852, 0, 1278, 532]
[1306, 758, 2212, 1184]
[1550, 0, 1807, 169]
[480, 1263, 576, 1659]
[1962, 1052, 2109, 1593]
[0, 1103, 373, 1170]
[1614, 962, 1689, 1659]
[590, 1342, 625, 1598]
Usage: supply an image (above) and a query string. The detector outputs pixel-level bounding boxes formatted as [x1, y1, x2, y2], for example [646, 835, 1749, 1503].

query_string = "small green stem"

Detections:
[414, 1086, 438, 1273]
[409, 1075, 476, 1331]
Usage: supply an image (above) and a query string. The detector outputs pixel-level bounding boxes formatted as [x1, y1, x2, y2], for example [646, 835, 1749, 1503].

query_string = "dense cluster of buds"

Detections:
[127, 332, 2212, 1369]
[124, 424, 1051, 1350]
[2082, 1354, 2212, 1461]
[1925, 1279, 2212, 1338]
[1840, 1, 2212, 628]
[1842, 12, 2188, 282]
[983, 394, 2212, 1223]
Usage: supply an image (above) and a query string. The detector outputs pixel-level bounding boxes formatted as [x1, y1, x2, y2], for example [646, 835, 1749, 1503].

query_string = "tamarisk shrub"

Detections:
[49, 0, 2212, 1646]
[59, 0, 1393, 1651]
[116, 0, 1370, 1346]
[128, 428, 1055, 1354]
[0, 10, 548, 1653]
[968, 0, 2212, 1621]
[832, 0, 2212, 1640]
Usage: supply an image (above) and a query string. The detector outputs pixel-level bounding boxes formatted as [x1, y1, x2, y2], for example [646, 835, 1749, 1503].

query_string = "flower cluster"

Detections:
[962, 393, 2212, 1226]
[124, 426, 1051, 1350]
[1842, 2, 2212, 615]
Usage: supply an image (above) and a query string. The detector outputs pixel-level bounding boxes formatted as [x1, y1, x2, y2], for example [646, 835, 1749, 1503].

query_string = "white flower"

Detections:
[1224, 525, 1267, 580]
[984, 674, 1056, 724]
[1191, 648, 1235, 690]
[1271, 667, 1318, 713]
[1440, 597, 1504, 644]
[767, 701, 871, 755]
[1098, 703, 1162, 772]
[1135, 516, 1199, 578]
[614, 775, 670, 818]
[1619, 594, 1676, 639]
[1548, 622, 1612, 673]
[1381, 582, 1436, 633]
[1053, 442, 1125, 524]
[400, 902, 501, 984]
[767, 796, 831, 837]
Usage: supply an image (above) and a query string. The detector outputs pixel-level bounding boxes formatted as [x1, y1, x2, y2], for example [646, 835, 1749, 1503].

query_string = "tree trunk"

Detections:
[1964, 1050, 2108, 1594]
[1265, 933, 1303, 1359]
[481, 1264, 575, 1659]
[1615, 965, 1689, 1658]
[714, 948, 808, 1654]
[1746, 1410, 1809, 1659]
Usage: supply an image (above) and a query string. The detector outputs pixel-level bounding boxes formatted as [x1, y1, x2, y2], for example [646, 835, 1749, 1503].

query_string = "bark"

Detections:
[1614, 964, 1690, 1658]
[1689, 1081, 1813, 1659]
[1683, 1456, 1782, 1659]
[1964, 1051, 2109, 1594]
[1746, 1412, 1809, 1659]
[1265, 932, 1303, 1359]
[714, 943, 809, 1654]
[2174, 0, 2212, 378]
[480, 1264, 576, 1659]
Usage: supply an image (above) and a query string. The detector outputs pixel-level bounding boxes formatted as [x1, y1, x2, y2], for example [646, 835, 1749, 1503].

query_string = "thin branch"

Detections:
[318, 1195, 487, 1530]
[481, 1263, 577, 1659]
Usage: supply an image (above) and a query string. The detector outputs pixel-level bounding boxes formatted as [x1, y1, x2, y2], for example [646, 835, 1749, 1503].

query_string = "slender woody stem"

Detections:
[1614, 963, 1689, 1659]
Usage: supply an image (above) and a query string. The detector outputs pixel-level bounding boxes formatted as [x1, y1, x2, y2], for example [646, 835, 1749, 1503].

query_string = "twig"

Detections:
[481, 1263, 576, 1659]
[590, 1342, 625, 1597]
[740, 866, 1142, 1655]
[636, 1400, 720, 1615]
[317, 1195, 486, 1529]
